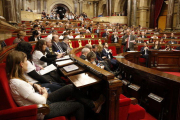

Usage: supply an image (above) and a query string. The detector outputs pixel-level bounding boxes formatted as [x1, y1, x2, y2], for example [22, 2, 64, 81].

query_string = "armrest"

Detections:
[130, 97, 138, 105]
[0, 104, 50, 120]
[0, 105, 37, 120]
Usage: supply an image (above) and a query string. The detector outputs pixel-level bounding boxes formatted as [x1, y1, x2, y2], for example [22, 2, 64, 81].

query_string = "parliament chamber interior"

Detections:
[0, 0, 180, 120]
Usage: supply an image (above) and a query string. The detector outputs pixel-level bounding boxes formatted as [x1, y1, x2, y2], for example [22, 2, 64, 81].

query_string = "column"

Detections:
[14, 0, 21, 23]
[73, 0, 78, 14]
[165, 0, 174, 31]
[106, 0, 112, 16]
[132, 0, 137, 26]
[22, 0, 27, 11]
[79, 0, 83, 14]
[43, 0, 47, 12]
[139, 0, 148, 27]
[176, 0, 180, 31]
[94, 1, 98, 17]
[127, 0, 132, 26]
[2, 0, 17, 24]
[106, 0, 109, 16]
[37, 0, 41, 13]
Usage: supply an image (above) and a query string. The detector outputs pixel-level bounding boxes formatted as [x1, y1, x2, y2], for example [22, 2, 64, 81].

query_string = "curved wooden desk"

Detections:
[117, 51, 180, 120]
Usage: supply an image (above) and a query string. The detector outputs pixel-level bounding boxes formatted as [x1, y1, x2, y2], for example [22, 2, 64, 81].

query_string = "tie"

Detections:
[126, 37, 129, 48]
[49, 47, 53, 53]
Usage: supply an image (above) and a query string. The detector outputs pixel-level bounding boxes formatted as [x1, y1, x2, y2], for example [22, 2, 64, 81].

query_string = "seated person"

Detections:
[136, 37, 144, 43]
[162, 34, 168, 39]
[13, 31, 26, 44]
[95, 27, 100, 37]
[169, 33, 176, 39]
[29, 30, 41, 41]
[80, 48, 90, 60]
[84, 44, 92, 50]
[151, 34, 158, 39]
[165, 43, 172, 51]
[140, 42, 149, 67]
[75, 32, 85, 39]
[41, 28, 47, 34]
[52, 35, 64, 53]
[111, 32, 119, 43]
[159, 38, 165, 44]
[102, 43, 118, 68]
[15, 41, 63, 91]
[32, 39, 63, 67]
[68, 32, 74, 39]
[6, 51, 105, 119]
[139, 32, 147, 38]
[47, 30, 57, 39]
[153, 40, 161, 50]
[168, 39, 177, 44]
[59, 37, 72, 54]
[102, 29, 109, 38]
[147, 38, 154, 44]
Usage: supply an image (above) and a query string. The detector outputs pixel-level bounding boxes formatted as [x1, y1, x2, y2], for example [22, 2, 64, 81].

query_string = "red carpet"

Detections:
[143, 112, 157, 120]
[164, 72, 180, 77]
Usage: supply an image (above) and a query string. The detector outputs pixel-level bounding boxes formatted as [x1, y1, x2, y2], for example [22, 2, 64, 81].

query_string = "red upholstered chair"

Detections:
[76, 51, 82, 57]
[108, 46, 117, 56]
[119, 94, 131, 120]
[24, 36, 29, 42]
[108, 35, 112, 43]
[75, 40, 85, 48]
[68, 41, 76, 48]
[4, 37, 16, 46]
[85, 39, 95, 45]
[127, 104, 146, 120]
[0, 63, 67, 120]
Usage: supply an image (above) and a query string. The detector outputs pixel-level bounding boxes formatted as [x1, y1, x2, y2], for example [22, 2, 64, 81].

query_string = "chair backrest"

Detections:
[0, 63, 17, 110]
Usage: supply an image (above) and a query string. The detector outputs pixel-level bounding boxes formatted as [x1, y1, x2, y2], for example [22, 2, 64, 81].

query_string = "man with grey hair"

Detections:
[52, 35, 64, 53]
[84, 44, 92, 50]
[80, 48, 90, 60]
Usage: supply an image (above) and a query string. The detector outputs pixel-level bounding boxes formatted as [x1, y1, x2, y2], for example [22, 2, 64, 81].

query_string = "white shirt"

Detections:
[24, 61, 38, 83]
[32, 50, 47, 67]
[75, 35, 80, 39]
[9, 78, 46, 107]
[47, 34, 52, 39]
[68, 35, 74, 39]
[59, 35, 64, 39]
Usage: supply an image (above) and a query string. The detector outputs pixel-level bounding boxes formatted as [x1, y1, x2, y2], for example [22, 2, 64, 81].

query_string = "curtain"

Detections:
[154, 0, 164, 27]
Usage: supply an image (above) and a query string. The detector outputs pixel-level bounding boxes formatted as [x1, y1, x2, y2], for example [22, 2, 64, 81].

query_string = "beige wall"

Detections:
[82, 1, 94, 18]
[92, 16, 127, 24]
[0, 0, 3, 16]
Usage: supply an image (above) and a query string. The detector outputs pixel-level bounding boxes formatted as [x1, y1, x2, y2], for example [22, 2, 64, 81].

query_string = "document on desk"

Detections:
[56, 55, 70, 61]
[63, 64, 79, 72]
[56, 59, 73, 66]
[39, 64, 56, 75]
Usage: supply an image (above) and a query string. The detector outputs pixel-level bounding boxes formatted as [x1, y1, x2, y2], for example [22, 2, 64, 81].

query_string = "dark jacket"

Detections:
[88, 27, 93, 33]
[102, 33, 108, 38]
[139, 35, 147, 38]
[111, 35, 119, 43]
[140, 47, 149, 55]
[59, 42, 70, 53]
[102, 48, 113, 59]
[29, 36, 41, 41]
[52, 42, 64, 53]
[168, 41, 177, 44]
[80, 55, 86, 60]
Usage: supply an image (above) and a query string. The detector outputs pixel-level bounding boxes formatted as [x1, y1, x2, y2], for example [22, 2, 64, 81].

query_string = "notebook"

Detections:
[39, 64, 56, 75]
[56, 59, 74, 66]
[63, 64, 79, 72]
[56, 55, 70, 61]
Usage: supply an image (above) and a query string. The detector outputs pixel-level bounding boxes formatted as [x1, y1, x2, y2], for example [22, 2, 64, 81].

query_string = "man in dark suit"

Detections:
[161, 34, 168, 39]
[88, 24, 93, 33]
[102, 30, 109, 38]
[52, 35, 64, 53]
[111, 32, 119, 43]
[59, 37, 72, 54]
[29, 30, 41, 41]
[140, 42, 149, 67]
[80, 48, 90, 60]
[139, 32, 147, 38]
[122, 31, 136, 52]
[95, 26, 100, 37]
[102, 42, 117, 67]
[168, 40, 177, 44]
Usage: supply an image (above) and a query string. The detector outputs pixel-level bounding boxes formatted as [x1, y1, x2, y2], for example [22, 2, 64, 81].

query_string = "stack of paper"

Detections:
[63, 64, 79, 72]
[39, 64, 57, 75]
[56, 55, 70, 61]
[56, 59, 73, 66]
